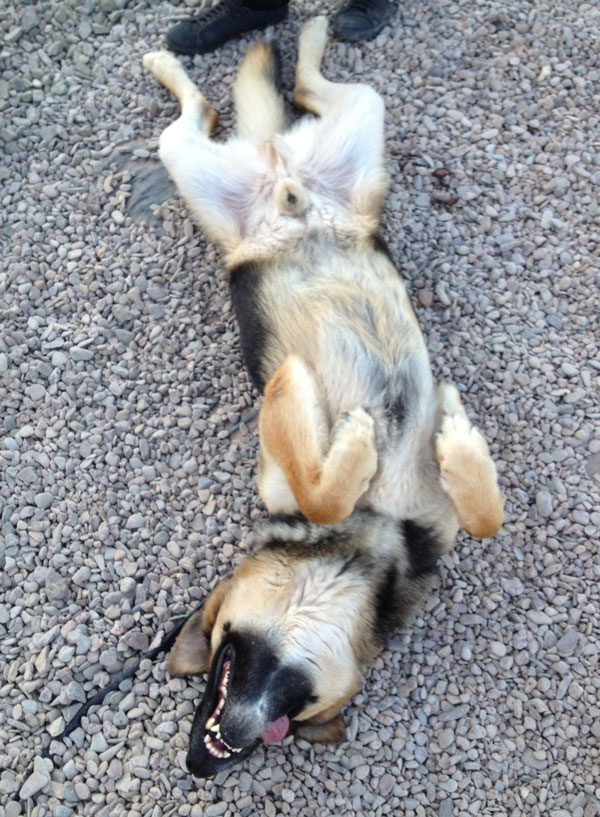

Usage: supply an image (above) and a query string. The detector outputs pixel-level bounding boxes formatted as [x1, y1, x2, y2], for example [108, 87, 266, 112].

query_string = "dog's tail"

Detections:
[233, 41, 286, 142]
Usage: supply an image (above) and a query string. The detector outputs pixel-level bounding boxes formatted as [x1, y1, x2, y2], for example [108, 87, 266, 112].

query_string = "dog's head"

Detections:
[168, 514, 438, 776]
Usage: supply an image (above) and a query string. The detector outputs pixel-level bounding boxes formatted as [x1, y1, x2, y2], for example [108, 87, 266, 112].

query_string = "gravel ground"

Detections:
[1, 0, 599, 815]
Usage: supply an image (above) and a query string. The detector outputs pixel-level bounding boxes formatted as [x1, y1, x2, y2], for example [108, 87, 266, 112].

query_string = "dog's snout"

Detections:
[274, 178, 307, 215]
[220, 705, 260, 748]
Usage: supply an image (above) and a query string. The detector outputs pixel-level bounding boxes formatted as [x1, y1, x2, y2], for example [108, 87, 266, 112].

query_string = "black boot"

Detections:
[333, 0, 393, 40]
[166, 0, 289, 56]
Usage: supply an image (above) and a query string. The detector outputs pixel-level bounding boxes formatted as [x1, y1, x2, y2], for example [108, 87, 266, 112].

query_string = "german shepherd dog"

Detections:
[143, 17, 504, 777]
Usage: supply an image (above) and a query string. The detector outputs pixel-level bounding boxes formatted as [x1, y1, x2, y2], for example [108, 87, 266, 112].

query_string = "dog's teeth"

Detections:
[204, 731, 231, 759]
[206, 716, 216, 729]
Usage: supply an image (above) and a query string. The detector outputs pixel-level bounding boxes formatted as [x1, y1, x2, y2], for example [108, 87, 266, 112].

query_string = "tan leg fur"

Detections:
[435, 384, 504, 539]
[258, 355, 377, 525]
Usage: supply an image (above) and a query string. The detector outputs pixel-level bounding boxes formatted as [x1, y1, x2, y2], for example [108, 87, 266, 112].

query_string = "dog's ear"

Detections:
[167, 579, 232, 676]
[293, 714, 346, 744]
[167, 610, 209, 677]
[201, 578, 232, 634]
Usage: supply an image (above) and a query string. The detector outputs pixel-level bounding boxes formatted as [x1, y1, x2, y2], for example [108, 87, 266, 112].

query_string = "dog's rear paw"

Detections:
[436, 414, 490, 476]
[143, 50, 181, 80]
[435, 416, 503, 539]
[437, 382, 468, 420]
[299, 16, 329, 53]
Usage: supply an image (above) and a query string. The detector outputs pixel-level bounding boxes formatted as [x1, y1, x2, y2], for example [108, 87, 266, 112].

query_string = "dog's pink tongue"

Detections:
[259, 715, 290, 745]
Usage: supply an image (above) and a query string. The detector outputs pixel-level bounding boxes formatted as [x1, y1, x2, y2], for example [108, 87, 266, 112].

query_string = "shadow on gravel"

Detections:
[107, 141, 177, 223]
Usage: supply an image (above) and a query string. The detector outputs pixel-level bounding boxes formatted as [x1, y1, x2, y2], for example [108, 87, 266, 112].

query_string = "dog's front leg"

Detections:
[258, 355, 377, 525]
[435, 383, 504, 539]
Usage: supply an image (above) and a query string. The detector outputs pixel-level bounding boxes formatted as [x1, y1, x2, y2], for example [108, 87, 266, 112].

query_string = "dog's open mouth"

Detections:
[186, 632, 314, 776]
[202, 660, 243, 759]
[202, 659, 291, 759]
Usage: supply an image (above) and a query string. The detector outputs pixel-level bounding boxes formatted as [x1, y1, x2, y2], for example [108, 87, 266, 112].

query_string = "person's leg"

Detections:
[166, 0, 289, 56]
[333, 0, 394, 41]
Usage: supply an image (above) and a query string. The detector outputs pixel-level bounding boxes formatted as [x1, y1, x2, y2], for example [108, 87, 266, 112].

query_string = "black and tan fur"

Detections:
[143, 18, 504, 776]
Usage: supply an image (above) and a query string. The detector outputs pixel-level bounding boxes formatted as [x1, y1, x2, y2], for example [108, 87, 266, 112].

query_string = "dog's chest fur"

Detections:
[229, 239, 454, 530]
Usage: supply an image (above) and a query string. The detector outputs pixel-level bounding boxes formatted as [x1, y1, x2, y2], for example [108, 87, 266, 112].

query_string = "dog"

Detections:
[142, 17, 504, 777]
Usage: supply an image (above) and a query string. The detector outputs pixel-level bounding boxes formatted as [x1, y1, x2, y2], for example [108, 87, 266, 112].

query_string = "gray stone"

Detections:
[19, 772, 49, 799]
[99, 648, 121, 673]
[90, 733, 108, 753]
[70, 346, 94, 361]
[26, 384, 46, 401]
[536, 490, 553, 517]
[126, 513, 145, 530]
[522, 749, 549, 771]
[555, 629, 580, 656]
[21, 8, 39, 31]
[65, 681, 87, 704]
[120, 577, 136, 597]
[72, 566, 92, 586]
[561, 362, 578, 377]
[112, 304, 135, 323]
[17, 467, 37, 485]
[439, 800, 453, 817]
[45, 569, 70, 601]
[490, 641, 507, 658]
[34, 492, 54, 510]
[378, 774, 395, 796]
[5, 800, 23, 817]
[438, 728, 455, 749]
[527, 610, 553, 626]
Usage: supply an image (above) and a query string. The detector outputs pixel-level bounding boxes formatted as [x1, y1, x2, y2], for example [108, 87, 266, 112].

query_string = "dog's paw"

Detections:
[143, 50, 182, 81]
[300, 16, 329, 54]
[332, 408, 377, 491]
[436, 414, 492, 481]
[333, 407, 374, 445]
[437, 381, 468, 420]
[436, 414, 503, 538]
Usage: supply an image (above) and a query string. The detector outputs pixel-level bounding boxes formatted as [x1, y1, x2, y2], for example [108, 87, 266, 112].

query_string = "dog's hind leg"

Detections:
[143, 51, 219, 135]
[435, 384, 504, 539]
[258, 355, 378, 525]
[143, 51, 265, 254]
[293, 17, 379, 120]
[291, 17, 388, 229]
[233, 41, 286, 142]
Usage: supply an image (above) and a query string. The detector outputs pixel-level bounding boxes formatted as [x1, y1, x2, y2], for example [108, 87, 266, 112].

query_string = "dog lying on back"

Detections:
[143, 17, 503, 777]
